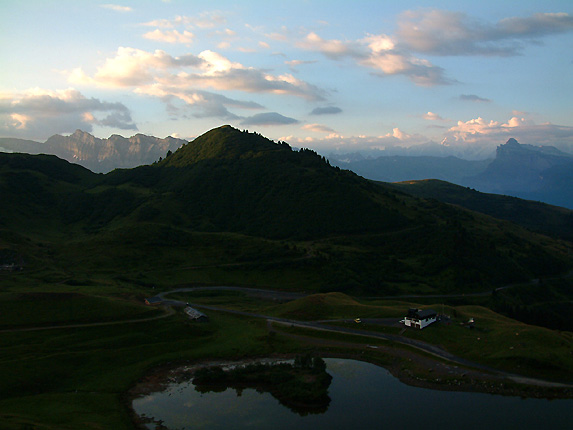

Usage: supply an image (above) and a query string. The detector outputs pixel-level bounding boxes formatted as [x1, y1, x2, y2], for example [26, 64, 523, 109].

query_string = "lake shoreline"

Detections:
[125, 350, 573, 429]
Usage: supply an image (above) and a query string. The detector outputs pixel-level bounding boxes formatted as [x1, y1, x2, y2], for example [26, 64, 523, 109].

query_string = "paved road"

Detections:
[159, 288, 485, 367]
[158, 286, 548, 384]
[157, 286, 572, 387]
[3, 284, 570, 388]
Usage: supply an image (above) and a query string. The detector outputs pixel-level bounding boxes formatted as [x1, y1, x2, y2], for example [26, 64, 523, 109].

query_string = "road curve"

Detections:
[158, 286, 572, 388]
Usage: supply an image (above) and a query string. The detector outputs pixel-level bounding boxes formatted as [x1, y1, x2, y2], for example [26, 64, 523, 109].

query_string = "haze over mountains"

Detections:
[333, 138, 573, 209]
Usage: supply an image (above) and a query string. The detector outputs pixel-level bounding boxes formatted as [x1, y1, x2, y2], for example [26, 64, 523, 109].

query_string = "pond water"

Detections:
[132, 358, 573, 430]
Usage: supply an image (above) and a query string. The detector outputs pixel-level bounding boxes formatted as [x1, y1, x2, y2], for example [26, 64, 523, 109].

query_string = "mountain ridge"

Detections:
[1, 125, 571, 294]
[464, 138, 573, 208]
[333, 138, 573, 209]
[0, 130, 187, 173]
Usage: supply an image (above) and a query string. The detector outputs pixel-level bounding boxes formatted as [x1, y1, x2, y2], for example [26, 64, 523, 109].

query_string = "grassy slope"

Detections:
[390, 179, 573, 241]
[0, 308, 277, 430]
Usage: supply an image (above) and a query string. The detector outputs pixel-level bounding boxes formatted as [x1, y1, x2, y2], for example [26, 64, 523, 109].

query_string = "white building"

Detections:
[185, 306, 208, 322]
[404, 308, 437, 329]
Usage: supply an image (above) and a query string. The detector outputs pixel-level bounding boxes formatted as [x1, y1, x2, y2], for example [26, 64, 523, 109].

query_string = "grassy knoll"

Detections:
[269, 293, 408, 320]
[172, 290, 409, 320]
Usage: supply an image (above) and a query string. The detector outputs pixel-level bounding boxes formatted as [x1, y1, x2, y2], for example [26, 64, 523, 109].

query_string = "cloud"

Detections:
[444, 115, 573, 149]
[302, 123, 336, 133]
[0, 88, 136, 139]
[298, 31, 453, 86]
[136, 86, 263, 119]
[297, 11, 573, 86]
[69, 47, 325, 102]
[446, 116, 529, 140]
[459, 94, 491, 103]
[282, 126, 429, 154]
[299, 32, 361, 59]
[100, 4, 132, 13]
[396, 10, 573, 57]
[500, 12, 573, 37]
[67, 47, 326, 119]
[422, 111, 444, 121]
[140, 12, 226, 29]
[310, 106, 342, 115]
[286, 59, 318, 67]
[143, 29, 194, 44]
[279, 114, 573, 159]
[69, 47, 204, 87]
[241, 112, 299, 126]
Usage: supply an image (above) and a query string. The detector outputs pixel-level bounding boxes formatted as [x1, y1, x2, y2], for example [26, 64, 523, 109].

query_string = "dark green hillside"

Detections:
[160, 128, 412, 239]
[162, 124, 287, 165]
[104, 125, 412, 239]
[1, 126, 572, 293]
[0, 153, 98, 234]
[391, 179, 573, 241]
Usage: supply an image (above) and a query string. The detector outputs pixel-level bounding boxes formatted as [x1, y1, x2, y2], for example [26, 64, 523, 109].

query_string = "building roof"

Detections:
[185, 306, 207, 320]
[417, 309, 437, 319]
[407, 308, 437, 319]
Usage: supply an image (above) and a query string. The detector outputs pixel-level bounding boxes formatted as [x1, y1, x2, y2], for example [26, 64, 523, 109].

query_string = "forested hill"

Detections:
[102, 125, 413, 239]
[1, 125, 572, 293]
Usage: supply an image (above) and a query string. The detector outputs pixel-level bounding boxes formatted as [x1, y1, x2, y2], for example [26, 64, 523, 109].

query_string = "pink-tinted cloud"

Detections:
[298, 31, 453, 86]
[0, 88, 136, 139]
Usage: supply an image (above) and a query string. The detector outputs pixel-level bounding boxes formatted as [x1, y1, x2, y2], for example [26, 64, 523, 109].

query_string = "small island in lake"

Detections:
[192, 355, 333, 415]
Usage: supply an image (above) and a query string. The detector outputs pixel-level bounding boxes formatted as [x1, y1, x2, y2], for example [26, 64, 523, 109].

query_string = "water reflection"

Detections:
[192, 358, 332, 416]
[132, 358, 573, 430]
[194, 384, 330, 416]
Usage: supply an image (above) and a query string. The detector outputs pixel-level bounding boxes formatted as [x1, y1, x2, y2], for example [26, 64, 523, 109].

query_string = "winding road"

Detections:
[3, 285, 570, 389]
[156, 286, 571, 388]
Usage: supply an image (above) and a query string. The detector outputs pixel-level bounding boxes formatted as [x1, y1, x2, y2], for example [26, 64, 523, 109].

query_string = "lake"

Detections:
[132, 358, 573, 430]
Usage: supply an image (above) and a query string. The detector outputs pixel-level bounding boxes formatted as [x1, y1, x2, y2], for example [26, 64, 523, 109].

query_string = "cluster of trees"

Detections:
[192, 354, 332, 413]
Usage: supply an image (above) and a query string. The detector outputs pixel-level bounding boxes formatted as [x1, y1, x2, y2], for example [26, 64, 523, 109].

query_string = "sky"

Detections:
[1, 0, 573, 158]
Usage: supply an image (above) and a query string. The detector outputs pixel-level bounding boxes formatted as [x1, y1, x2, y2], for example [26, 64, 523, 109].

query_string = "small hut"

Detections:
[185, 305, 209, 322]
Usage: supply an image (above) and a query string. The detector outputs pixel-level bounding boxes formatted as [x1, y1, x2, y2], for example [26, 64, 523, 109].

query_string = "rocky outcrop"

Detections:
[41, 130, 187, 172]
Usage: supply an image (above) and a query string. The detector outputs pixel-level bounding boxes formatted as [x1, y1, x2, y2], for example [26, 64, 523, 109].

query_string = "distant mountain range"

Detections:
[0, 130, 186, 173]
[1, 125, 571, 295]
[1, 130, 572, 208]
[332, 138, 573, 209]
[463, 138, 573, 209]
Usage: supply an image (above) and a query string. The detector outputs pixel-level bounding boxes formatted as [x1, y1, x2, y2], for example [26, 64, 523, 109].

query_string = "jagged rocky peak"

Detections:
[497, 137, 572, 158]
[70, 129, 99, 142]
